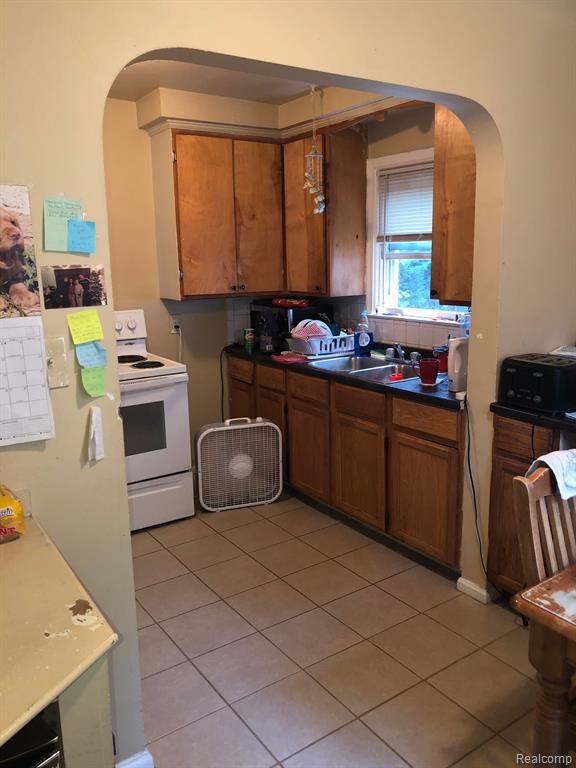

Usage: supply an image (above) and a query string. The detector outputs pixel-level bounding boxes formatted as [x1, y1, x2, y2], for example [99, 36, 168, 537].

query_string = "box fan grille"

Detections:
[196, 418, 282, 512]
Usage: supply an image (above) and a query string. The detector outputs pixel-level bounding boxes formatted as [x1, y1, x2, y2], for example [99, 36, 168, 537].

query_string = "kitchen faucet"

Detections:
[385, 343, 421, 365]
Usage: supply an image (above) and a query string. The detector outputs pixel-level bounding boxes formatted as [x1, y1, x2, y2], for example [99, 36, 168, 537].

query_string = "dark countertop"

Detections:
[226, 345, 462, 411]
[490, 402, 576, 433]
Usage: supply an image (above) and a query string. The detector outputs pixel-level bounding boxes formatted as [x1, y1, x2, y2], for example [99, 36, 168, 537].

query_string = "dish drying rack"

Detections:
[287, 333, 355, 359]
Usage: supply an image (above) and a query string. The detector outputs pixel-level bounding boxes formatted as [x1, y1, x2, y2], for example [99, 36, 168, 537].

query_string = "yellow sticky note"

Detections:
[67, 310, 104, 345]
[81, 367, 105, 398]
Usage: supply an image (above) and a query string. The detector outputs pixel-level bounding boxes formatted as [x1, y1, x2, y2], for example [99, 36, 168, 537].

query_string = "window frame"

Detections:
[366, 148, 464, 320]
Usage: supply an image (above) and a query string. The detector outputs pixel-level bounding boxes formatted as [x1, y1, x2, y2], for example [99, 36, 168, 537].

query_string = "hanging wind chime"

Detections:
[304, 86, 325, 214]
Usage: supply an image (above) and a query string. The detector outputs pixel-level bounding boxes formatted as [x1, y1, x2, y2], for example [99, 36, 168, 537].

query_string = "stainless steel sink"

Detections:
[308, 357, 390, 373]
[351, 363, 419, 383]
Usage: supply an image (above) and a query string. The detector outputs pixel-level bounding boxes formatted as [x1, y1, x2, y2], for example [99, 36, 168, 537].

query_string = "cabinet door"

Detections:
[283, 137, 326, 294]
[228, 377, 255, 420]
[331, 412, 385, 529]
[431, 105, 476, 305]
[287, 397, 330, 502]
[388, 430, 460, 565]
[234, 141, 284, 293]
[256, 386, 287, 462]
[174, 134, 237, 296]
[325, 129, 366, 297]
[487, 454, 528, 593]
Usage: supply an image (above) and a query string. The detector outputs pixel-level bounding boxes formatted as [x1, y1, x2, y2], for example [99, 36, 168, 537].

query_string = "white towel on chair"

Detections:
[527, 449, 576, 501]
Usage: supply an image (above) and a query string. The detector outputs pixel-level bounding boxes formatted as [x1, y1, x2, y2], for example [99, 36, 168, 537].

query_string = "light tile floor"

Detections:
[132, 496, 536, 768]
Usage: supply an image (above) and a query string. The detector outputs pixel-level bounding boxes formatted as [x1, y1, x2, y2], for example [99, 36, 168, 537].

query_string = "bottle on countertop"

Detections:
[354, 309, 373, 357]
[355, 309, 369, 334]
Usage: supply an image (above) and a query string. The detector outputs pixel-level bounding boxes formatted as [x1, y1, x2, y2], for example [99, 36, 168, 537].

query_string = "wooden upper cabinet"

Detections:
[283, 128, 367, 297]
[234, 141, 284, 293]
[325, 129, 366, 297]
[174, 134, 237, 296]
[283, 136, 327, 294]
[431, 105, 476, 306]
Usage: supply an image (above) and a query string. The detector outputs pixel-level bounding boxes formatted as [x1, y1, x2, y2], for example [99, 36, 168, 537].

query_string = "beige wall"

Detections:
[2, 0, 575, 762]
[367, 105, 434, 157]
[103, 98, 229, 442]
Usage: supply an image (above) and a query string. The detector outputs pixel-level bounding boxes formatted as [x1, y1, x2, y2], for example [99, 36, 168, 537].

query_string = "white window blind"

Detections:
[377, 164, 433, 244]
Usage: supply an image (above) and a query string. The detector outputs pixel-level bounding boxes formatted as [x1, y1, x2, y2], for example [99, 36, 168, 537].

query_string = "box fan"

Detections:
[196, 418, 283, 512]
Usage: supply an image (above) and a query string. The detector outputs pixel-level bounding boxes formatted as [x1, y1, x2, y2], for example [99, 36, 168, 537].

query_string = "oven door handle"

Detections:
[119, 372, 189, 393]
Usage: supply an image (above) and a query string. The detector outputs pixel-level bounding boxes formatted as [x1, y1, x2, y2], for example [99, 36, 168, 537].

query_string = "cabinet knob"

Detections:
[315, 285, 322, 292]
[239, 284, 246, 291]
[231, 285, 237, 291]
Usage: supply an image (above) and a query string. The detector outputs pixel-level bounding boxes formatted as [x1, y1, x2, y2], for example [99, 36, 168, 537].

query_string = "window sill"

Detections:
[368, 313, 461, 327]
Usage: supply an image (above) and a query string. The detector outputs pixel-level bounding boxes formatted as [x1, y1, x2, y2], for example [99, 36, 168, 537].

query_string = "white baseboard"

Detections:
[457, 577, 498, 604]
[116, 749, 154, 768]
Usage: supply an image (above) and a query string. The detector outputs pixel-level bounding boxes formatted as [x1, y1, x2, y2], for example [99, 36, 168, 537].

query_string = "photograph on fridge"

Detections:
[40, 264, 108, 309]
[0, 184, 41, 318]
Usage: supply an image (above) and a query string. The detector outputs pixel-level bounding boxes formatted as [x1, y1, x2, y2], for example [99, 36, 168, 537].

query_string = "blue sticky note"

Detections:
[67, 219, 95, 253]
[75, 341, 107, 369]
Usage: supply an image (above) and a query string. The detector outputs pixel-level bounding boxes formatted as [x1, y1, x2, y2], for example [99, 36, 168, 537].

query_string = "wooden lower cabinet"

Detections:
[331, 383, 386, 529]
[228, 377, 255, 419]
[388, 430, 460, 566]
[486, 415, 557, 593]
[331, 411, 385, 528]
[287, 397, 330, 503]
[487, 454, 530, 593]
[255, 385, 287, 464]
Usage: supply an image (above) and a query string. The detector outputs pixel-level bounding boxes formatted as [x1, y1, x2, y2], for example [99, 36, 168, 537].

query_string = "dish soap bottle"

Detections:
[354, 310, 372, 357]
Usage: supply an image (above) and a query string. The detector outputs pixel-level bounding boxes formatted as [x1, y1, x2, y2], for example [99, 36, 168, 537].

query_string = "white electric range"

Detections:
[115, 309, 195, 531]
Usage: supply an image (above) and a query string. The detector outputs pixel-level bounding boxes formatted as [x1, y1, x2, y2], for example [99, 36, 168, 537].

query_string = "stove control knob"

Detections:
[115, 320, 123, 333]
[127, 319, 137, 332]
[506, 389, 515, 399]
[533, 395, 542, 404]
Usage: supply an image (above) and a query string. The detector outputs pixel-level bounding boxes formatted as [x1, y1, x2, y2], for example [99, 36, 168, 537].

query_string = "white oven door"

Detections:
[119, 373, 192, 485]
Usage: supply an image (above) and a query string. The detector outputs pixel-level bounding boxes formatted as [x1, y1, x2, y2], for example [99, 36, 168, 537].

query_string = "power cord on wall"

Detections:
[464, 397, 507, 601]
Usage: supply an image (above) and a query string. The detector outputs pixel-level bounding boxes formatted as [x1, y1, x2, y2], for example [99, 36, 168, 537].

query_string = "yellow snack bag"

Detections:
[0, 485, 25, 543]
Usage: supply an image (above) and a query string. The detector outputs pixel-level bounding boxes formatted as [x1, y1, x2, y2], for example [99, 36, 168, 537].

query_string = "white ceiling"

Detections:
[109, 60, 324, 104]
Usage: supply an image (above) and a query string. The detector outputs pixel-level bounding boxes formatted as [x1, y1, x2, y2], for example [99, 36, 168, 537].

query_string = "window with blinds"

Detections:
[371, 161, 467, 315]
[377, 164, 433, 250]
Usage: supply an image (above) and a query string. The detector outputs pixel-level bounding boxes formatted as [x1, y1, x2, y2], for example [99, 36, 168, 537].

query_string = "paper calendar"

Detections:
[0, 317, 55, 445]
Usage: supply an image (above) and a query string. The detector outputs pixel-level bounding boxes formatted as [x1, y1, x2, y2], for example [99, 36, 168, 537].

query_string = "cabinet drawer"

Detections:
[227, 356, 254, 384]
[392, 397, 459, 443]
[331, 383, 385, 424]
[287, 372, 329, 406]
[256, 364, 285, 392]
[493, 415, 554, 461]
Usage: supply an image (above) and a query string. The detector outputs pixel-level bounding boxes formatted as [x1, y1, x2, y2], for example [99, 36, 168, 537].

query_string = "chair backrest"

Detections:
[513, 467, 576, 587]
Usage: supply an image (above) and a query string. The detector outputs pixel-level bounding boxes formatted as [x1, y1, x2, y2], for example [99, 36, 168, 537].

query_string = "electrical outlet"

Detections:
[169, 317, 181, 335]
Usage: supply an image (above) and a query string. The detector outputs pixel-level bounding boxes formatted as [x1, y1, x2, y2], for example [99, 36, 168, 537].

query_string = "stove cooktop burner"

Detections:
[118, 354, 147, 364]
[131, 360, 165, 369]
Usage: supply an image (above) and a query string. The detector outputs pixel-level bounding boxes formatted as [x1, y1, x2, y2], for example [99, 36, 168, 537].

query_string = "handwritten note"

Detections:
[67, 220, 95, 254]
[75, 341, 107, 369]
[81, 367, 105, 398]
[44, 197, 82, 252]
[67, 310, 103, 345]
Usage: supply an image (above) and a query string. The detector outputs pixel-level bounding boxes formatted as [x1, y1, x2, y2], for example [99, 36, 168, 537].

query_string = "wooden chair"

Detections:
[513, 465, 576, 756]
[513, 466, 576, 587]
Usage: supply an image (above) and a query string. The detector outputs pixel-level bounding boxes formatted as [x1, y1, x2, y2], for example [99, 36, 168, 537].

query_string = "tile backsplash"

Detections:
[369, 315, 466, 349]
[225, 296, 467, 351]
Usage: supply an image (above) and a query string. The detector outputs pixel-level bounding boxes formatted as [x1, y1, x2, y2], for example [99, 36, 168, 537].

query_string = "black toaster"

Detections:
[498, 353, 576, 415]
